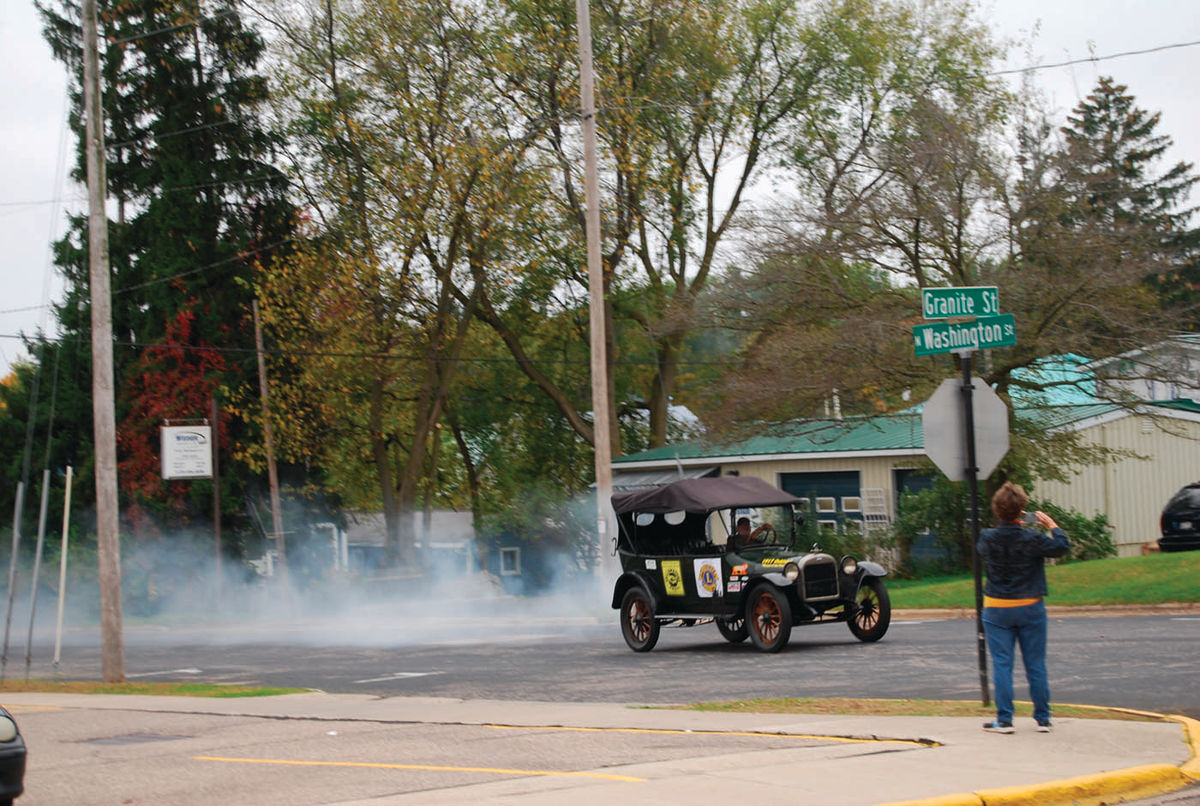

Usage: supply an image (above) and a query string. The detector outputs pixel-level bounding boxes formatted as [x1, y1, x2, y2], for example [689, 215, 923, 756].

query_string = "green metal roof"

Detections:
[616, 400, 1197, 464]
[1154, 398, 1200, 414]
[615, 413, 925, 463]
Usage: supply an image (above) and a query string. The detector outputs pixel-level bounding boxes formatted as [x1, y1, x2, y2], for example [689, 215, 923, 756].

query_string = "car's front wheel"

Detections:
[716, 616, 748, 643]
[619, 587, 660, 652]
[848, 576, 891, 642]
[746, 585, 791, 652]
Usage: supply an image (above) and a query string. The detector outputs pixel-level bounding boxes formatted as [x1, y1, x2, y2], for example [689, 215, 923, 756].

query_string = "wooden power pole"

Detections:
[82, 0, 125, 682]
[574, 0, 616, 578]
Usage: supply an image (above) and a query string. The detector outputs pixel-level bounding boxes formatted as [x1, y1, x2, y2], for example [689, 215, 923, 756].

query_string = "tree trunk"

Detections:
[647, 337, 681, 448]
[368, 376, 401, 562]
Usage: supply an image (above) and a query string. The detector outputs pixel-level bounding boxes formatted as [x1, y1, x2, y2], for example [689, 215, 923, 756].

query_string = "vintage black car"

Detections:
[611, 476, 890, 652]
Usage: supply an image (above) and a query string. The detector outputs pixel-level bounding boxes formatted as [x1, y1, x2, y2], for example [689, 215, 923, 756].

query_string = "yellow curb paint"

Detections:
[975, 764, 1191, 806]
[1168, 715, 1200, 780]
[193, 756, 646, 782]
[483, 722, 936, 747]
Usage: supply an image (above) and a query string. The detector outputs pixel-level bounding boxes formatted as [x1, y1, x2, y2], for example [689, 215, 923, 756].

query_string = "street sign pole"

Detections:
[959, 352, 990, 707]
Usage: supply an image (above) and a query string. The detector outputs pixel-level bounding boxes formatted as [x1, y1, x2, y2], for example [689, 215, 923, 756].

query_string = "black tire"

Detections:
[848, 576, 891, 642]
[716, 617, 748, 643]
[746, 585, 791, 652]
[619, 587, 660, 652]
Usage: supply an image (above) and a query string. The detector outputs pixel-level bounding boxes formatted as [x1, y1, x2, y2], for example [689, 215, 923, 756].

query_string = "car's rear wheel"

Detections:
[620, 587, 660, 652]
[848, 576, 891, 642]
[746, 586, 791, 652]
[716, 617, 748, 643]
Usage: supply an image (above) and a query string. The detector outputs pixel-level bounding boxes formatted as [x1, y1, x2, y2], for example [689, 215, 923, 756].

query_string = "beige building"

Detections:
[1033, 402, 1200, 555]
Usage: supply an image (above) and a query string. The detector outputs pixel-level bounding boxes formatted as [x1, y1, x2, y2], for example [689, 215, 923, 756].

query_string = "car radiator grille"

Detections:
[803, 560, 839, 599]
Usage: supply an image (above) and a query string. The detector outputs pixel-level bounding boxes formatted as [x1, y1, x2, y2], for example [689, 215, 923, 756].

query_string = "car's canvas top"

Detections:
[611, 476, 802, 515]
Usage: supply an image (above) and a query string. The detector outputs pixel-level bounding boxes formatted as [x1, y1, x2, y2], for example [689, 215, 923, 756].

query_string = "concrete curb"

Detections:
[876, 711, 1200, 806]
[879, 766, 1191, 806]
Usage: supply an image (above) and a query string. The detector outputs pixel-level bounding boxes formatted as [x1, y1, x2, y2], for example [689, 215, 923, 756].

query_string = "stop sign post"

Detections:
[917, 287, 1016, 709]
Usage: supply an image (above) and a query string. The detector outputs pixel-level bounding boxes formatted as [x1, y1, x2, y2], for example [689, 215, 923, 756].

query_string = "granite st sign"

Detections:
[921, 286, 1000, 319]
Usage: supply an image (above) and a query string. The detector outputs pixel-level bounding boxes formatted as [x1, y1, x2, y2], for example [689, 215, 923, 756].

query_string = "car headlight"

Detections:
[841, 556, 858, 575]
[783, 562, 800, 581]
[0, 716, 17, 742]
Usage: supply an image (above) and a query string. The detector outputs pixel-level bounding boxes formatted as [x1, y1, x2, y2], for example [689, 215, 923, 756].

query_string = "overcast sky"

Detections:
[2, 0, 1198, 378]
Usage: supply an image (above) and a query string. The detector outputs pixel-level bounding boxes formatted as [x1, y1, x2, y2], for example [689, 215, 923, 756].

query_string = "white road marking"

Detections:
[126, 667, 203, 678]
[354, 671, 444, 684]
[891, 620, 946, 625]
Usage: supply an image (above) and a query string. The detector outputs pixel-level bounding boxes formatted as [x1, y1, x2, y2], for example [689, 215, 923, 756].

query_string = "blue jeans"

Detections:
[983, 600, 1050, 724]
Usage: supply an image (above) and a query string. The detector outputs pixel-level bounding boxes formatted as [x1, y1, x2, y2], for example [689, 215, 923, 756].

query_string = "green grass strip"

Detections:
[889, 550, 1200, 609]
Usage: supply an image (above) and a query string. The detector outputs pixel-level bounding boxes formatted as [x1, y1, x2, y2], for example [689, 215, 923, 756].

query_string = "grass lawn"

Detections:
[888, 549, 1200, 609]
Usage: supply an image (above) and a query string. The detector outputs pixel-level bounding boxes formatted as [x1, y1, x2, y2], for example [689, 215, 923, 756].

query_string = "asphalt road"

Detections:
[19, 606, 1200, 718]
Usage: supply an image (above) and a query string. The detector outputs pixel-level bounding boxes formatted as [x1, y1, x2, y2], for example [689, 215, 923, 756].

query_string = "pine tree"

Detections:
[36, 0, 297, 540]
[1060, 76, 1199, 318]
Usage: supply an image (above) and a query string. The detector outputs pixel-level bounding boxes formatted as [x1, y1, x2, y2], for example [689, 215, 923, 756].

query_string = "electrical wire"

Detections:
[0, 331, 733, 368]
[990, 39, 1200, 77]
[104, 8, 241, 47]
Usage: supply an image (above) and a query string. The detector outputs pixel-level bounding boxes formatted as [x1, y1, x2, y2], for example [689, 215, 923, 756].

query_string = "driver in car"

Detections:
[735, 516, 774, 547]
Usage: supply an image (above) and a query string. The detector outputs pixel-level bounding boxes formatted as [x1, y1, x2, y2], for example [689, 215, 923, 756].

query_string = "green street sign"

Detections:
[913, 313, 1016, 356]
[922, 286, 1000, 319]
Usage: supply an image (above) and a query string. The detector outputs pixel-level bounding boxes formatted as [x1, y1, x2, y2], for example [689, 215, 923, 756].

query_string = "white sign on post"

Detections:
[161, 425, 213, 480]
[921, 379, 1009, 481]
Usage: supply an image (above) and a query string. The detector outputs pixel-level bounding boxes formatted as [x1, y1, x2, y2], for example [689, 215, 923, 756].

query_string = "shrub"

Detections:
[1028, 499, 1117, 561]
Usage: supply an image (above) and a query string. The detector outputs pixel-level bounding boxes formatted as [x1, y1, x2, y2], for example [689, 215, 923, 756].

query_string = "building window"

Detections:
[816, 497, 837, 513]
[500, 547, 521, 576]
[841, 496, 862, 512]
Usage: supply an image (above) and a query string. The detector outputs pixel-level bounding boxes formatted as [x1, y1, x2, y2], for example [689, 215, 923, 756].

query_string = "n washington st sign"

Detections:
[912, 313, 1016, 357]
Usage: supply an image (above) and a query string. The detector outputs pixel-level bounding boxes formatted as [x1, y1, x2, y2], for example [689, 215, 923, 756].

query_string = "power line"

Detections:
[104, 8, 241, 47]
[0, 236, 295, 319]
[0, 331, 733, 368]
[990, 39, 1200, 77]
[114, 237, 296, 296]
[107, 119, 239, 150]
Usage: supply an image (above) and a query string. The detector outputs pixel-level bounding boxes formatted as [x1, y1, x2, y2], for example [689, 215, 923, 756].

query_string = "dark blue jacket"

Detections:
[977, 523, 1070, 599]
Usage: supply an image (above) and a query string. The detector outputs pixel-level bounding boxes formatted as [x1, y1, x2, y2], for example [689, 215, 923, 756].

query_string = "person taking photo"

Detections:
[977, 481, 1070, 734]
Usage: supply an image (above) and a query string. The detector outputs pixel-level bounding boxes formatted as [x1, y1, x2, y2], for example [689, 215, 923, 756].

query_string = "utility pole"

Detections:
[83, 0, 125, 682]
[252, 300, 288, 586]
[211, 396, 222, 605]
[574, 0, 616, 578]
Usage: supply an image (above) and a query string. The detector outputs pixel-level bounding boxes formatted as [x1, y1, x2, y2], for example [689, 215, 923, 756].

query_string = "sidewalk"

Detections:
[3, 691, 1197, 805]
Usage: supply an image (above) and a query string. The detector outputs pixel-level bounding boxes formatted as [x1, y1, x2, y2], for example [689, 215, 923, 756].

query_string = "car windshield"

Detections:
[714, 504, 799, 549]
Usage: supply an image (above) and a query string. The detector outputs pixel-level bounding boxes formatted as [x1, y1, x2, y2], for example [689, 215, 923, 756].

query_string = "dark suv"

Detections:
[1160, 482, 1200, 552]
[610, 476, 890, 652]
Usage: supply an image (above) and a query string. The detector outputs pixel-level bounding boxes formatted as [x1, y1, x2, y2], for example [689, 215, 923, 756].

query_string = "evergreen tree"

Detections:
[1060, 77, 1199, 320]
[35, 0, 297, 543]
